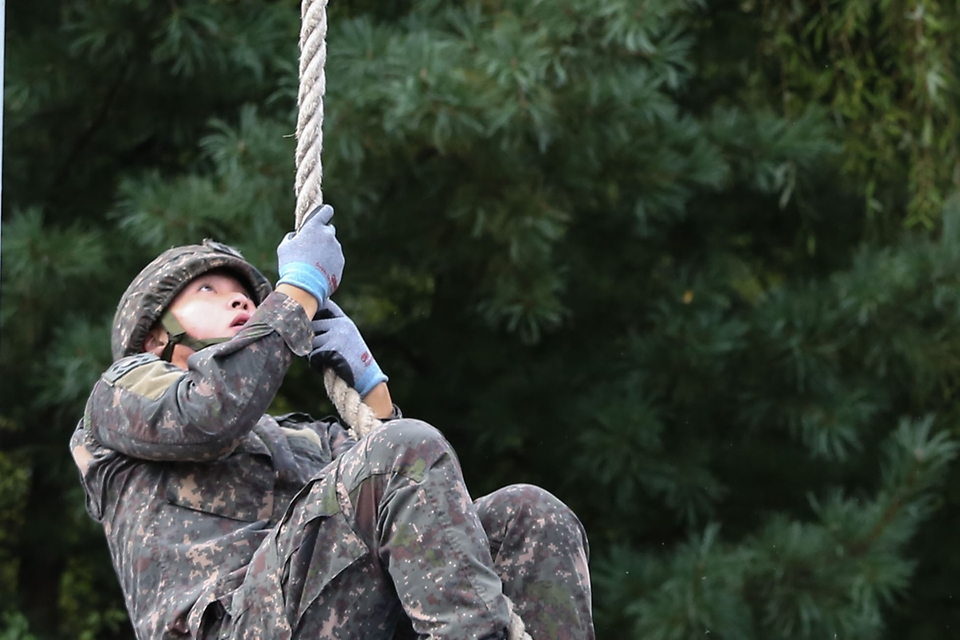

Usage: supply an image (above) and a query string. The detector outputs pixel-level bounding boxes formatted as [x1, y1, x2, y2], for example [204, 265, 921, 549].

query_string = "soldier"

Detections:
[70, 206, 594, 640]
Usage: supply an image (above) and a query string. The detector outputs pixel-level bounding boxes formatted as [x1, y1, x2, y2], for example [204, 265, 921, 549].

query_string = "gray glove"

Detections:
[276, 204, 344, 305]
[309, 300, 388, 397]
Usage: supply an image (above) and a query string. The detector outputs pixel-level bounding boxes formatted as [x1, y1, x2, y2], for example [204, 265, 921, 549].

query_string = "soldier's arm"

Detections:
[361, 382, 394, 419]
[87, 292, 313, 462]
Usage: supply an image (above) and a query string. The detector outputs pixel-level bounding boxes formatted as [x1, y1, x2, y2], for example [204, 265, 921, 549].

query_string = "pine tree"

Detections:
[4, 1, 960, 638]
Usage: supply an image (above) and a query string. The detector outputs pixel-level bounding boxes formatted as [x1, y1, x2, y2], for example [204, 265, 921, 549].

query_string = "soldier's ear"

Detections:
[143, 326, 167, 356]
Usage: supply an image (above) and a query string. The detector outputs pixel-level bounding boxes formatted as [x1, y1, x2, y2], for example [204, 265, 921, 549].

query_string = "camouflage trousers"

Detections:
[219, 419, 593, 640]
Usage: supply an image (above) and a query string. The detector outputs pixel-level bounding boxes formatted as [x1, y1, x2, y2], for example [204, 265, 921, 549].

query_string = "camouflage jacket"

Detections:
[71, 292, 355, 640]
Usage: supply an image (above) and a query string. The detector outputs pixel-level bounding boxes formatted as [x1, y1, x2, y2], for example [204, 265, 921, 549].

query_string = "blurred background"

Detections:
[5, 0, 960, 638]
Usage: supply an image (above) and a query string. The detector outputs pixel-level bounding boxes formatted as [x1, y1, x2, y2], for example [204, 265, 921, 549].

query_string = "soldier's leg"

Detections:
[475, 484, 595, 640]
[225, 419, 512, 640]
[221, 464, 403, 640]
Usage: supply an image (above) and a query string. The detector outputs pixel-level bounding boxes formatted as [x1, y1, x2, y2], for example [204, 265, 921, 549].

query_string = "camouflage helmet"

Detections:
[111, 239, 273, 361]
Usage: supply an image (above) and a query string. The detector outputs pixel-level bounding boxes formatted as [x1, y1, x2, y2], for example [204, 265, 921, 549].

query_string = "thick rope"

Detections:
[323, 370, 381, 438]
[297, 0, 380, 437]
[505, 597, 533, 640]
[295, 0, 328, 228]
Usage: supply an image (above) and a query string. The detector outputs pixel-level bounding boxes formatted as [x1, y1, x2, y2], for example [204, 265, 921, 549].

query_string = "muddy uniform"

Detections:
[72, 291, 594, 640]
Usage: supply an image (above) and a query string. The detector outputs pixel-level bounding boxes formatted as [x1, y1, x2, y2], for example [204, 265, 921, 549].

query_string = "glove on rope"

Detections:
[276, 204, 344, 305]
[309, 300, 388, 397]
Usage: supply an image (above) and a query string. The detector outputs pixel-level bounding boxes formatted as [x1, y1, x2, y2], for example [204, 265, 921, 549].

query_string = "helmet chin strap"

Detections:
[159, 311, 231, 362]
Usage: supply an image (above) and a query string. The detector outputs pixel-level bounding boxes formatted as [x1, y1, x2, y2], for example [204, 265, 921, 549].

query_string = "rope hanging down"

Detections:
[293, 4, 530, 635]
[294, 0, 381, 439]
[294, 0, 327, 228]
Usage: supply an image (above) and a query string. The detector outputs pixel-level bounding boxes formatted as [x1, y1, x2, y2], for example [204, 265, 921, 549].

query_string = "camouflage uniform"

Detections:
[72, 290, 594, 640]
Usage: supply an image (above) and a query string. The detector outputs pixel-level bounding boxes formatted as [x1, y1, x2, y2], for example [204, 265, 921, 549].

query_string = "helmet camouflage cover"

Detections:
[111, 239, 273, 361]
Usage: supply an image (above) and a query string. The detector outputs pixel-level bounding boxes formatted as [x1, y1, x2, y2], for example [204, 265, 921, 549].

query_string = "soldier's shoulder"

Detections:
[101, 353, 183, 400]
[103, 353, 162, 384]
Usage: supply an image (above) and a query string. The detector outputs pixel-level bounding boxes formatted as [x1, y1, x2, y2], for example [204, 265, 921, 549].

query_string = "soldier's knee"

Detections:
[517, 484, 569, 516]
[377, 418, 447, 450]
[366, 419, 454, 479]
[493, 484, 588, 551]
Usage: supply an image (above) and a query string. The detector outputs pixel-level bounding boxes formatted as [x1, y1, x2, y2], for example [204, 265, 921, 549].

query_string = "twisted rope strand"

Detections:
[295, 0, 328, 228]
[298, 0, 381, 437]
[505, 597, 533, 640]
[323, 369, 382, 438]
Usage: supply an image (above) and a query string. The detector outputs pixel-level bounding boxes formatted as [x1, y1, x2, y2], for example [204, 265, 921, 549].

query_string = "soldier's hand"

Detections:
[276, 204, 344, 306]
[309, 300, 388, 397]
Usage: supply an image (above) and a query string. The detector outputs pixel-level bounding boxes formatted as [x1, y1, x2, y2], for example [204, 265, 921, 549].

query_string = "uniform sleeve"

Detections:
[87, 292, 313, 462]
[70, 420, 118, 522]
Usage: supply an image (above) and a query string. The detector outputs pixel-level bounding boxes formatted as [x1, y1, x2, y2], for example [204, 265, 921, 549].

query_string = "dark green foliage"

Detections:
[4, 1, 960, 638]
[754, 0, 960, 230]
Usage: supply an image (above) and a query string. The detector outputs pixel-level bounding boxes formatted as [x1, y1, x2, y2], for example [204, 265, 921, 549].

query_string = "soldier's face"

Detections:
[167, 271, 256, 341]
